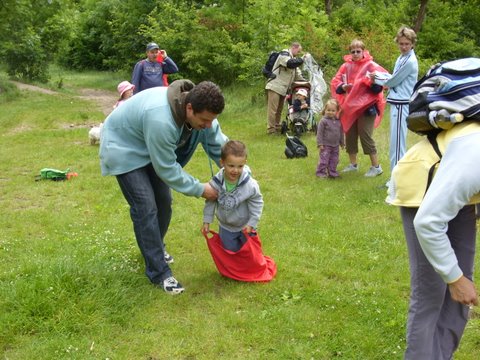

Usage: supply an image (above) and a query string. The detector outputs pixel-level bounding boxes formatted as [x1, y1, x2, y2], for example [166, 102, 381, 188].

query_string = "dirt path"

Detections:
[11, 81, 117, 116]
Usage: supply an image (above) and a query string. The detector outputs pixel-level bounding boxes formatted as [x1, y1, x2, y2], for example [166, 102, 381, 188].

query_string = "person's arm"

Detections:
[131, 61, 143, 94]
[378, 59, 417, 88]
[145, 112, 205, 197]
[162, 57, 179, 75]
[246, 180, 264, 229]
[339, 123, 345, 148]
[331, 64, 349, 94]
[316, 120, 325, 146]
[414, 134, 480, 285]
[203, 184, 217, 227]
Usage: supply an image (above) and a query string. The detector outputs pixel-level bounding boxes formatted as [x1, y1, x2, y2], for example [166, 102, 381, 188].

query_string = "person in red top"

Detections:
[331, 39, 387, 177]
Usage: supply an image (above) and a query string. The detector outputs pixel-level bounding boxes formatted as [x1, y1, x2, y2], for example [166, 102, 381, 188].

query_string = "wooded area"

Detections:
[1, 0, 479, 86]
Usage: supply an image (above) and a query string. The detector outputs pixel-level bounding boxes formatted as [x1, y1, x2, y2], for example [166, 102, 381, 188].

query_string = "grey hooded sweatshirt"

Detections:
[203, 165, 263, 232]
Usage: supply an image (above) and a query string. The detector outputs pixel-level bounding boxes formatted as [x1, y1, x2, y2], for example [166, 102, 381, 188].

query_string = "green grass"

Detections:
[1, 70, 479, 359]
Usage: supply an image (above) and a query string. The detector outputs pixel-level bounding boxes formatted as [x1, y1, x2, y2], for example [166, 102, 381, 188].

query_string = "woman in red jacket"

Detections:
[331, 39, 387, 178]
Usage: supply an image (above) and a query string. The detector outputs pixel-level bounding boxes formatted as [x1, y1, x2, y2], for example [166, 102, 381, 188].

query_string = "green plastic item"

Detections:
[36, 168, 75, 181]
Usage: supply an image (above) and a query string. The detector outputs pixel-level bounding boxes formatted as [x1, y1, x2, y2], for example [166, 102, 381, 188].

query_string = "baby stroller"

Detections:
[281, 81, 316, 137]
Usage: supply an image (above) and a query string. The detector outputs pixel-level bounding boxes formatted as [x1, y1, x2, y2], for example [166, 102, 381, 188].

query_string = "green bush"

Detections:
[5, 29, 50, 82]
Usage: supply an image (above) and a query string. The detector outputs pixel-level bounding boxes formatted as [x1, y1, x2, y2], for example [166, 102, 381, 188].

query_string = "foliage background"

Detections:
[1, 0, 480, 84]
[1, 67, 479, 359]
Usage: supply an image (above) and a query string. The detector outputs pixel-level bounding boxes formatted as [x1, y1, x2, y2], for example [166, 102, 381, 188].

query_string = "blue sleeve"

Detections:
[131, 61, 143, 94]
[162, 57, 179, 75]
[385, 60, 417, 88]
[144, 112, 204, 197]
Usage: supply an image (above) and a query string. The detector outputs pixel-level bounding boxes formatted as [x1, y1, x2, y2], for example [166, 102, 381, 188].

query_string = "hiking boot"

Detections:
[163, 276, 184, 295]
[164, 251, 174, 264]
[342, 164, 358, 173]
[364, 165, 383, 177]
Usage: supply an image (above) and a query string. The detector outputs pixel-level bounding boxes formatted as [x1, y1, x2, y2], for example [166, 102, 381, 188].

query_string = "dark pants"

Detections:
[400, 206, 475, 360]
[116, 164, 172, 284]
[316, 145, 340, 177]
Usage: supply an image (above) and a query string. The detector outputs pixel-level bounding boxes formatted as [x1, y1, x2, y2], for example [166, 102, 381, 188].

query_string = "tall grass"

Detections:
[0, 70, 479, 359]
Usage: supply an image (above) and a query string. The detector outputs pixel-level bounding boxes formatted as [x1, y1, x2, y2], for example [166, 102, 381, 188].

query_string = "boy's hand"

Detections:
[244, 225, 253, 233]
[202, 223, 210, 234]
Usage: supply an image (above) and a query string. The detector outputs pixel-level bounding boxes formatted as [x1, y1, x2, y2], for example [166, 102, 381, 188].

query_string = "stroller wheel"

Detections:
[281, 121, 288, 134]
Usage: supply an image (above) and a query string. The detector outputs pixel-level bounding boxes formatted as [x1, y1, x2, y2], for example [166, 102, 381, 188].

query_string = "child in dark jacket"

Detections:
[291, 88, 310, 124]
[316, 99, 345, 178]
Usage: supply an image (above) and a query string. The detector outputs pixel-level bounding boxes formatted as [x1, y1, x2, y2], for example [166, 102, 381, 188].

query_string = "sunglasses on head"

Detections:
[350, 50, 362, 54]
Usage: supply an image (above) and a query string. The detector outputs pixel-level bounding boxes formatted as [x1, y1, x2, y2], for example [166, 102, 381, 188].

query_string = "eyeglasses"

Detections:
[350, 50, 362, 54]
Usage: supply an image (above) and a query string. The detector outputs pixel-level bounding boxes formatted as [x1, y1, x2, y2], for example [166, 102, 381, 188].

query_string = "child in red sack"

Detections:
[202, 140, 277, 282]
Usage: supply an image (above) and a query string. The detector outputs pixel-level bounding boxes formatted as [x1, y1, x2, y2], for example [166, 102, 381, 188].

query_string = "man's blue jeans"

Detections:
[116, 164, 172, 284]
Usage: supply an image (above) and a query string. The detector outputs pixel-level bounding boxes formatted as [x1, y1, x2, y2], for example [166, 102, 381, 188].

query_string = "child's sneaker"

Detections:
[163, 276, 184, 295]
[164, 250, 174, 264]
[364, 165, 383, 177]
[342, 163, 358, 172]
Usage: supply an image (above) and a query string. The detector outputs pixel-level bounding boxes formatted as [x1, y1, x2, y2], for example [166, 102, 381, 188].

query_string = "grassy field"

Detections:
[0, 69, 479, 359]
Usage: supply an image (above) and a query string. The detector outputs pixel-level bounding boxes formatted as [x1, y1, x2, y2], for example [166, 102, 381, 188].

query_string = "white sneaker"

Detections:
[342, 164, 359, 172]
[162, 276, 184, 295]
[364, 165, 383, 177]
[164, 251, 174, 264]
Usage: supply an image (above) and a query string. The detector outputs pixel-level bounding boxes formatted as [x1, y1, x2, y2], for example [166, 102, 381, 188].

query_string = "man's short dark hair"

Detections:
[185, 81, 225, 114]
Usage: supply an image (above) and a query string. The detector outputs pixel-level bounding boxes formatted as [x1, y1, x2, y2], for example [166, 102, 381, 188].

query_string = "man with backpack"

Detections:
[264, 42, 305, 135]
[131, 42, 179, 94]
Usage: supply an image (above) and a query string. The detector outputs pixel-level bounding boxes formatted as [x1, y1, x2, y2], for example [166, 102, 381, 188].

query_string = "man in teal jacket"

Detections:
[100, 80, 227, 294]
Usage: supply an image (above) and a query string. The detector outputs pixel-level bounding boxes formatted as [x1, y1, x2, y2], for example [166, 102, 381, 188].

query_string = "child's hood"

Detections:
[211, 164, 252, 189]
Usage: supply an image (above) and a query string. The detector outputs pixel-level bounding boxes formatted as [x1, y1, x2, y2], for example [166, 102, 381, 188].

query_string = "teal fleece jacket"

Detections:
[99, 80, 228, 197]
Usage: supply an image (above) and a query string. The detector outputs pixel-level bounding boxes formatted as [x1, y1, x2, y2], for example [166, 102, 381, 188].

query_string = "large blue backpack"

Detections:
[407, 58, 480, 135]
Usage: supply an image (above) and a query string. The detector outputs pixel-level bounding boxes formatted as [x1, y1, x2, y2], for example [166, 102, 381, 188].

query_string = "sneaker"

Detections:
[164, 251, 174, 264]
[364, 165, 383, 177]
[162, 276, 184, 295]
[342, 164, 358, 173]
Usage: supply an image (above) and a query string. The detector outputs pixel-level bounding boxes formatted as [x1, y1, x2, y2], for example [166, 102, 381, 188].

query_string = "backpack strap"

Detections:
[267, 51, 291, 83]
[425, 132, 442, 195]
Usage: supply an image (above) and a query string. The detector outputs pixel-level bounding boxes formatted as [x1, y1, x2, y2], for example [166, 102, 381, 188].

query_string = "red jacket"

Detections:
[331, 50, 387, 132]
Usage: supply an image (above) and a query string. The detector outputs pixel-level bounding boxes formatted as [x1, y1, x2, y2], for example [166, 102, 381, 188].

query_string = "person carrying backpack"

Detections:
[387, 122, 480, 359]
[131, 42, 179, 94]
[264, 42, 305, 135]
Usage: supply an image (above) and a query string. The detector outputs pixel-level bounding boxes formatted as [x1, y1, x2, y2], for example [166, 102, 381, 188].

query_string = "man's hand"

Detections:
[448, 275, 479, 306]
[202, 183, 218, 201]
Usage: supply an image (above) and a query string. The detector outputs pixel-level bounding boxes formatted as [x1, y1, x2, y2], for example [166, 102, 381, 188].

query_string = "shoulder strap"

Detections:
[425, 133, 442, 195]
[268, 51, 291, 82]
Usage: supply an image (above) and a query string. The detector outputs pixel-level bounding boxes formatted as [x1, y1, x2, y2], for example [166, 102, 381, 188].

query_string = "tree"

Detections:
[414, 0, 428, 33]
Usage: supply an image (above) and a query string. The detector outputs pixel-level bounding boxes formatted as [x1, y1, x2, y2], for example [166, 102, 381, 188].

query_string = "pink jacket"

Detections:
[330, 50, 387, 132]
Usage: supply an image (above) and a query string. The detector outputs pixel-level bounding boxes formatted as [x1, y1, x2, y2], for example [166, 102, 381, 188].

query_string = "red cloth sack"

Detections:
[203, 230, 277, 282]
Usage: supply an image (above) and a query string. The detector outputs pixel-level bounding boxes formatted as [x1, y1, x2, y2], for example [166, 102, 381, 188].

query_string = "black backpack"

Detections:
[285, 135, 308, 158]
[262, 51, 289, 79]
